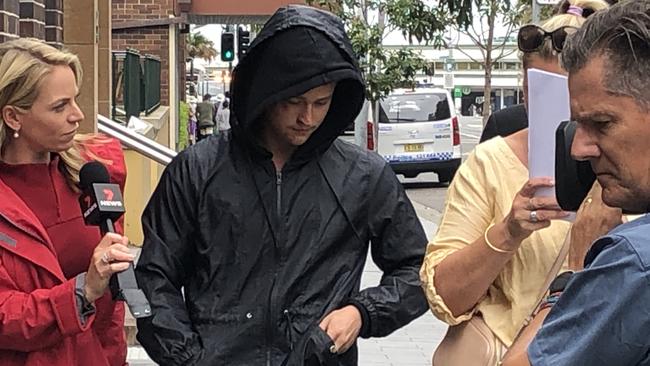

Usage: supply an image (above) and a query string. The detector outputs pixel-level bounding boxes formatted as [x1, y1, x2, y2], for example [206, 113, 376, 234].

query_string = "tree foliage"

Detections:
[186, 32, 218, 96]
[187, 32, 218, 62]
[308, 0, 473, 102]
[447, 0, 524, 121]
[517, 0, 557, 24]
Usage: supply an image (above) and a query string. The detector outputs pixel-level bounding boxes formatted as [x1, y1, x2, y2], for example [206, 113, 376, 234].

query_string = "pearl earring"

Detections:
[12, 130, 19, 138]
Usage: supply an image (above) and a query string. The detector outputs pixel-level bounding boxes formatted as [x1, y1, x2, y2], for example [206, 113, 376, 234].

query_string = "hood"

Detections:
[230, 5, 366, 159]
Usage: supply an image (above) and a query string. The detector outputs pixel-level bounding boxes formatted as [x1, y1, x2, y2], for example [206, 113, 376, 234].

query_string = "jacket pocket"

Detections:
[282, 323, 338, 366]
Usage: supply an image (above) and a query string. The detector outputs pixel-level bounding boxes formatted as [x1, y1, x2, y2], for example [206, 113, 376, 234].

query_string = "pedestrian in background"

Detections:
[195, 93, 215, 141]
[216, 99, 230, 135]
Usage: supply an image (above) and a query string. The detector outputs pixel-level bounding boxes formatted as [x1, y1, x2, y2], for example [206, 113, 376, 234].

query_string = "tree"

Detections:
[309, 0, 472, 102]
[447, 0, 524, 123]
[186, 32, 218, 95]
[517, 0, 557, 25]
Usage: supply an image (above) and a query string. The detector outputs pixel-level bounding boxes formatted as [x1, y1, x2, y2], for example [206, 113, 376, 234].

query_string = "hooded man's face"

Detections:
[264, 83, 336, 149]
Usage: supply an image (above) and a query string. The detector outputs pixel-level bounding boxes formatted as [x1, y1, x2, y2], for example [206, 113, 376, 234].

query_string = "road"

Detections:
[127, 116, 484, 365]
[401, 115, 483, 214]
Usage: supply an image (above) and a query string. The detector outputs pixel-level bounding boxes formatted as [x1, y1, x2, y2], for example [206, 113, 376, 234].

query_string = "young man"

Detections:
[135, 5, 428, 365]
[503, 2, 650, 365]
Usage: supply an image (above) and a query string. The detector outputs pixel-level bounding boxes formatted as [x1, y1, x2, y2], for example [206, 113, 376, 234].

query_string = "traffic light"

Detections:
[221, 32, 235, 62]
[237, 27, 250, 60]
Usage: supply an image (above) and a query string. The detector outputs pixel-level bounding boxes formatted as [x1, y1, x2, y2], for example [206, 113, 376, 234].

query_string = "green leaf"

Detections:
[307, 0, 474, 101]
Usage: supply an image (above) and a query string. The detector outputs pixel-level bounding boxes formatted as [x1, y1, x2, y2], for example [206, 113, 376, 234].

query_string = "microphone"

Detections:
[79, 161, 152, 319]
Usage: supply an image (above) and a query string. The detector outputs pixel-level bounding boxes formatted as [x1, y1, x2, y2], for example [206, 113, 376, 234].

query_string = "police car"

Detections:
[377, 88, 461, 183]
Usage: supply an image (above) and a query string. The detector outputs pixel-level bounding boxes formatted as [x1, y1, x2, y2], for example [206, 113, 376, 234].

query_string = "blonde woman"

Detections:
[0, 38, 132, 365]
[421, 0, 612, 355]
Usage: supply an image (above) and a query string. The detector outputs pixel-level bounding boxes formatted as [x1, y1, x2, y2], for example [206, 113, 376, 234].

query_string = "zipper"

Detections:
[276, 171, 282, 218]
[266, 170, 283, 366]
[284, 309, 294, 350]
[266, 275, 278, 366]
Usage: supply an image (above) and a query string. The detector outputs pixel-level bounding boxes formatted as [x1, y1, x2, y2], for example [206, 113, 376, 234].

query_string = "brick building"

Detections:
[112, 0, 188, 108]
[0, 0, 63, 46]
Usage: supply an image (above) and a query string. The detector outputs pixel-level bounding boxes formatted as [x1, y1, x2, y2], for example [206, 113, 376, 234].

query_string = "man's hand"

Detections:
[319, 305, 362, 354]
[569, 182, 623, 270]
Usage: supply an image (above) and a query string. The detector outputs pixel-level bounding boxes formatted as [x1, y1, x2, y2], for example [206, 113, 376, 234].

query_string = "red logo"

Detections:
[83, 195, 92, 207]
[103, 188, 114, 201]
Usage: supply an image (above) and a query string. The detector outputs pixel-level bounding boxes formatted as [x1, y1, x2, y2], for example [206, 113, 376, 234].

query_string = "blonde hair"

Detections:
[522, 0, 610, 68]
[0, 38, 97, 189]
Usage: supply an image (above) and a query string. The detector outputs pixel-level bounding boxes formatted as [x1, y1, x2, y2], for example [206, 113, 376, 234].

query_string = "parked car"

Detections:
[338, 99, 369, 146]
[377, 88, 461, 183]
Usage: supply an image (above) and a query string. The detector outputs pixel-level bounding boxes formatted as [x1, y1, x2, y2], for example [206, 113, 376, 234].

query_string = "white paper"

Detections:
[527, 68, 571, 199]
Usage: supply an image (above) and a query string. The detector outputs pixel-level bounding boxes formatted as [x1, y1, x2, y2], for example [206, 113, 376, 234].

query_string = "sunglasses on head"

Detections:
[517, 25, 578, 53]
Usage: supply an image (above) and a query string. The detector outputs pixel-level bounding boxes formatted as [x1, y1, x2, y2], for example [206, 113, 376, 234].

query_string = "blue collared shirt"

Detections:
[529, 214, 650, 366]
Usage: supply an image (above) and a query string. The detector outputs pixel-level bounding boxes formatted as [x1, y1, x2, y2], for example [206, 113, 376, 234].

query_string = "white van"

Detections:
[377, 88, 461, 183]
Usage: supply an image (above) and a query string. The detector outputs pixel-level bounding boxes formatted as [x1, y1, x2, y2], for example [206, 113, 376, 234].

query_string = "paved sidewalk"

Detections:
[356, 213, 446, 366]
[127, 210, 448, 365]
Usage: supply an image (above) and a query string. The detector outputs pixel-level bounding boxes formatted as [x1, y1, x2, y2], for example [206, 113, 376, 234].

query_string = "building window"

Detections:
[504, 62, 520, 70]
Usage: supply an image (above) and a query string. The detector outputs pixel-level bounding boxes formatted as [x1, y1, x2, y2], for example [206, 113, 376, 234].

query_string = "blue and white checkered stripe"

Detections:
[382, 151, 454, 162]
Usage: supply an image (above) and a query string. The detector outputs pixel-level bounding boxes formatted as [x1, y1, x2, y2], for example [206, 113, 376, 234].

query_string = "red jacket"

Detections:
[0, 137, 128, 365]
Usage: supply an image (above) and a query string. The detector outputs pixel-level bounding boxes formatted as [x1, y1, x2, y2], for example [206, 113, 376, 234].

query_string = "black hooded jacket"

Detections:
[135, 5, 428, 365]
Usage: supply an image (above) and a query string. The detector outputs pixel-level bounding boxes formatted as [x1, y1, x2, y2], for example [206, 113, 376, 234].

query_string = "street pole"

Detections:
[532, 0, 541, 23]
[354, 3, 368, 149]
[516, 72, 521, 103]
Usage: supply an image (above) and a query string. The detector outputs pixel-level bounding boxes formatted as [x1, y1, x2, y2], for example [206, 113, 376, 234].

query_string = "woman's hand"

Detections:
[84, 233, 134, 303]
[499, 177, 569, 251]
[569, 182, 622, 270]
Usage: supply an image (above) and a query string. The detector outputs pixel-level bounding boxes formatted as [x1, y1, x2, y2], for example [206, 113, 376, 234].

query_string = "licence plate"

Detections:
[404, 143, 424, 152]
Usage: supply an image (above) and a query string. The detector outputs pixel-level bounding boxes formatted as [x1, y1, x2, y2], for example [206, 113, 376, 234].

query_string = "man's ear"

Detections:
[1, 105, 21, 132]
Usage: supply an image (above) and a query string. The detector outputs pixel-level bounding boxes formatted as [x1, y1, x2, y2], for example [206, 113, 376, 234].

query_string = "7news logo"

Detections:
[103, 188, 114, 201]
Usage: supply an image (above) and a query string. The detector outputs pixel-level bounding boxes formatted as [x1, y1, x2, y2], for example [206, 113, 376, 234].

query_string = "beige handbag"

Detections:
[432, 314, 506, 366]
[432, 231, 572, 366]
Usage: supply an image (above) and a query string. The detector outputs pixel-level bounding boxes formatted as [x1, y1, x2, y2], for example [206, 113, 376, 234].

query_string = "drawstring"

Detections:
[284, 309, 294, 351]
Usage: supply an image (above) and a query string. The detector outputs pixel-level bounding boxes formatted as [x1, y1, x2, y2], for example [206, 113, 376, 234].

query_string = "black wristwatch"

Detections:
[549, 271, 574, 294]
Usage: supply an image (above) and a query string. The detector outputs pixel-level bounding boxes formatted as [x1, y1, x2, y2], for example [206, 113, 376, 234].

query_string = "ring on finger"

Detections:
[329, 344, 338, 354]
[101, 251, 111, 264]
[529, 210, 539, 223]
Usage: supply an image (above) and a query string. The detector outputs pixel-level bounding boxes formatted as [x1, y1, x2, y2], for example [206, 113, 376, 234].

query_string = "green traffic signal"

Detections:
[221, 32, 235, 62]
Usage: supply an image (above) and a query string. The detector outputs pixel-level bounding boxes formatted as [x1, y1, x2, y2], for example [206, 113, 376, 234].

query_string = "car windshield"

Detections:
[379, 93, 451, 123]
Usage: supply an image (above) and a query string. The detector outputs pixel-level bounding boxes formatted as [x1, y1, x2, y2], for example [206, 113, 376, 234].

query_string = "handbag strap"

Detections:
[538, 227, 572, 304]
[512, 227, 572, 340]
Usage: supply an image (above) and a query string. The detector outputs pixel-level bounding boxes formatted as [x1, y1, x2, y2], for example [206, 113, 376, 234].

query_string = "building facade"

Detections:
[112, 0, 188, 107]
[389, 39, 523, 116]
[0, 0, 64, 46]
